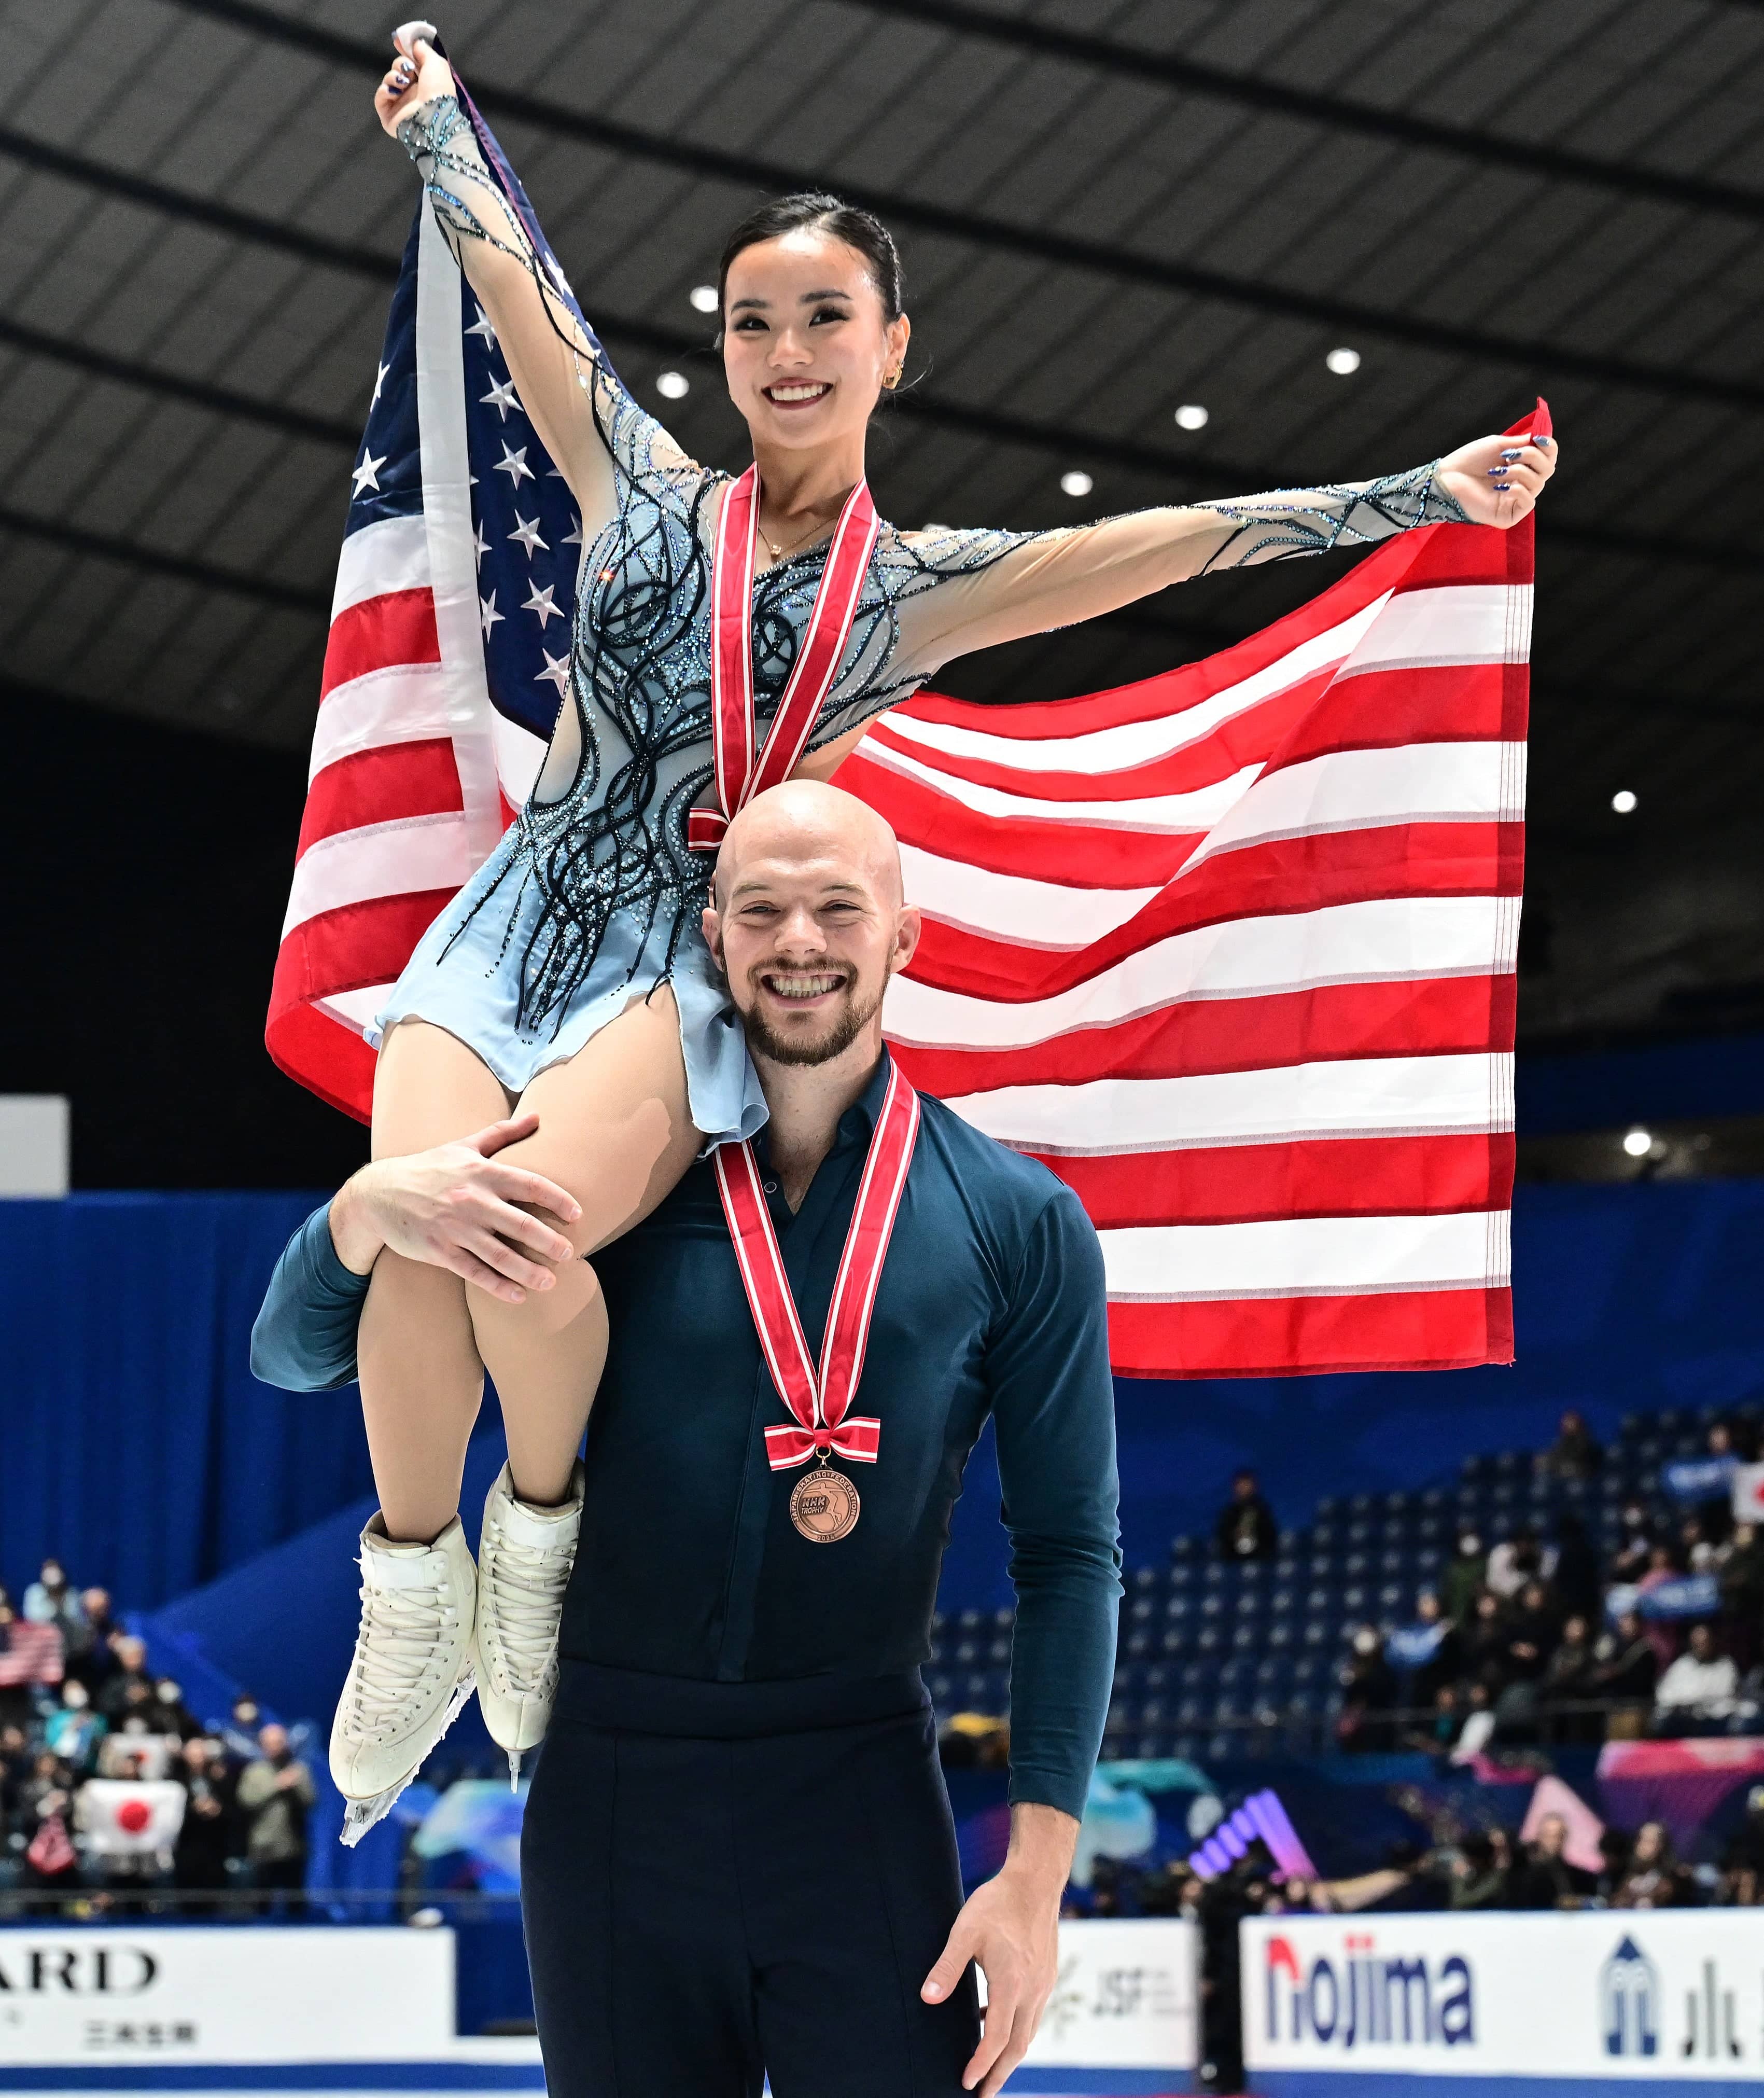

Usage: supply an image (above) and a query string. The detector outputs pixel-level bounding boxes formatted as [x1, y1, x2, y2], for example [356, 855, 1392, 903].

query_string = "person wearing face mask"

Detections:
[287, 21, 1562, 1843]
[256, 784, 1122, 2098]
[43, 1678, 106, 1773]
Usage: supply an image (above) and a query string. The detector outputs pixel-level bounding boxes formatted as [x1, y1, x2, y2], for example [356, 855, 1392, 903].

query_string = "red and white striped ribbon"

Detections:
[685, 465, 880, 854]
[714, 1058, 920, 1470]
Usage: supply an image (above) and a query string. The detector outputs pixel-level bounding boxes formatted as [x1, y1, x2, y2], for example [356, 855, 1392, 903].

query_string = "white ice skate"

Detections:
[330, 1514, 477, 1845]
[473, 1461, 583, 1786]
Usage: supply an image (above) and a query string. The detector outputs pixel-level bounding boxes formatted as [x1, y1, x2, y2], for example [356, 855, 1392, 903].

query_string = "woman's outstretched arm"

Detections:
[374, 35, 687, 525]
[894, 431, 1557, 679]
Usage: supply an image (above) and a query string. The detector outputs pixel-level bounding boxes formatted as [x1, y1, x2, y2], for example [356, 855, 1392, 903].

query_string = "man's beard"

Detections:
[739, 969, 884, 1067]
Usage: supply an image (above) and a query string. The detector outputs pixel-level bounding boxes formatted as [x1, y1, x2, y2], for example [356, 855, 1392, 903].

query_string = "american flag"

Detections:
[269, 92, 1530, 1382]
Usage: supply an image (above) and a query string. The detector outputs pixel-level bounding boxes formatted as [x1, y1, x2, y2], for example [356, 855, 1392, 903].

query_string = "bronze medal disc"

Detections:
[789, 1465, 860, 1544]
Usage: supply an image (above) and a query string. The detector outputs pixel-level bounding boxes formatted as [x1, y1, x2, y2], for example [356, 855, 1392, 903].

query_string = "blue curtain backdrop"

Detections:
[0, 1193, 375, 1609]
[4, 1178, 1764, 1638]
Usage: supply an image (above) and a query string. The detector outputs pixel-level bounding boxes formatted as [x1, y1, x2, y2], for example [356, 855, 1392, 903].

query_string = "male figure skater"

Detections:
[254, 781, 1120, 2098]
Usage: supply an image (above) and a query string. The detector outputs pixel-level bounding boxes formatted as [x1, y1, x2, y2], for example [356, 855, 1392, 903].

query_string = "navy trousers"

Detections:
[521, 1670, 980, 2098]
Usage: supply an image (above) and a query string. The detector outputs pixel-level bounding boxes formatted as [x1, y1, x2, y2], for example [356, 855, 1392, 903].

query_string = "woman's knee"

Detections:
[471, 1254, 604, 1348]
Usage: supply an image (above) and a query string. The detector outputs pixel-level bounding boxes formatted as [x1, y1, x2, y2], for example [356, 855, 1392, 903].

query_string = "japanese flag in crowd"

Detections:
[1734, 1464, 1764, 1526]
[77, 1780, 187, 1857]
[268, 81, 1533, 1384]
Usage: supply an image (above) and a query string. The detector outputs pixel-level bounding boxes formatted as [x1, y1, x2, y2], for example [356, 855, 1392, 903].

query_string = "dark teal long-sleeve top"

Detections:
[251, 1053, 1121, 1819]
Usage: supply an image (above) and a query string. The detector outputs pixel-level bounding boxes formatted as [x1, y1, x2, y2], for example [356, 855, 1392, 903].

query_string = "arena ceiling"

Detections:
[2, 0, 1762, 1044]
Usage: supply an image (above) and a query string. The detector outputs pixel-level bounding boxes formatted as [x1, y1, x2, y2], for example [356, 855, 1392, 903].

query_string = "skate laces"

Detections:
[481, 1516, 571, 1690]
[346, 1571, 463, 1743]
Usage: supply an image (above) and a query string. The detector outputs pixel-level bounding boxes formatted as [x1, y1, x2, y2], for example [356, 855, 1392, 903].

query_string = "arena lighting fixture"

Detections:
[688, 284, 719, 313]
[1325, 346, 1362, 376]
[1612, 789, 1638, 813]
[655, 370, 690, 399]
[1623, 1128, 1654, 1158]
[1173, 403, 1210, 430]
[1060, 469, 1094, 497]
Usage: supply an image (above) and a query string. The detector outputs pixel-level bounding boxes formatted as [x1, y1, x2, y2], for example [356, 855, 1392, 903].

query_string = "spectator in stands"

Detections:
[1609, 1820, 1689, 1908]
[1445, 1830, 1509, 1909]
[1716, 1785, 1764, 1908]
[43, 1678, 106, 1772]
[236, 1722, 315, 1909]
[1610, 1504, 1656, 1585]
[1463, 1590, 1511, 1688]
[17, 1749, 80, 1902]
[1720, 1522, 1762, 1672]
[1592, 1608, 1658, 1714]
[1697, 1422, 1739, 1545]
[1505, 1580, 1560, 1682]
[1537, 1409, 1602, 1482]
[22, 1560, 86, 1644]
[1551, 1510, 1603, 1623]
[1486, 1523, 1551, 1601]
[174, 1737, 235, 1911]
[1449, 1679, 1499, 1763]
[1403, 1681, 1466, 1756]
[1653, 1622, 1739, 1733]
[1215, 1469, 1278, 1563]
[220, 1693, 264, 1763]
[1679, 1516, 1717, 1573]
[1336, 1624, 1397, 1752]
[1636, 1545, 1687, 1672]
[1542, 1614, 1599, 1741]
[96, 1635, 153, 1720]
[1440, 1531, 1487, 1627]
[1506, 1811, 1595, 1909]
[151, 1679, 200, 1742]
[1386, 1590, 1461, 1708]
[65, 1588, 119, 1692]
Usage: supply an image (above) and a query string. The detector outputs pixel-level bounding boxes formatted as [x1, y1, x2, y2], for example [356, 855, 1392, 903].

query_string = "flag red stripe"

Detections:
[870, 661, 1517, 802]
[297, 740, 464, 858]
[318, 588, 440, 700]
[271, 889, 461, 1006]
[1027, 1132, 1515, 1230]
[900, 824, 1523, 996]
[890, 974, 1517, 1094]
[1107, 1284, 1514, 1380]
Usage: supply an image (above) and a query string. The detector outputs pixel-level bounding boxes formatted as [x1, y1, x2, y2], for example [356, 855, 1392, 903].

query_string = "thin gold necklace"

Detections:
[759, 512, 830, 563]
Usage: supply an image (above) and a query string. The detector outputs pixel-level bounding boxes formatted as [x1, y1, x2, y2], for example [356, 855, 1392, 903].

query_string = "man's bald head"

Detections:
[713, 780, 903, 911]
[704, 781, 919, 1071]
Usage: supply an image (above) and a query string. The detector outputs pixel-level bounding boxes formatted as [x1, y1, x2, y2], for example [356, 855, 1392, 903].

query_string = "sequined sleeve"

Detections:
[395, 94, 709, 537]
[886, 463, 1469, 686]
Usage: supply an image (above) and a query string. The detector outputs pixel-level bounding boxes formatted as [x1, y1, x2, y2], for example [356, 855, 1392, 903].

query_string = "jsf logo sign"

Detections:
[1600, 1936, 1659, 2058]
[1264, 1932, 1475, 2052]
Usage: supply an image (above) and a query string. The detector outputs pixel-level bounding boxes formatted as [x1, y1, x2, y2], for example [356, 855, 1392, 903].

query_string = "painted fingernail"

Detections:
[1487, 467, 1508, 477]
[1501, 449, 1521, 461]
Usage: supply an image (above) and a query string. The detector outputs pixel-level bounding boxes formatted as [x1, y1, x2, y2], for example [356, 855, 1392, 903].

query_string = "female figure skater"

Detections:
[333, 24, 1557, 1827]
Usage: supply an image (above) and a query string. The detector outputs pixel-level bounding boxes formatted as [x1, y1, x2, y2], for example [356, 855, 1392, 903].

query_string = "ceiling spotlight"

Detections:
[1174, 404, 1209, 431]
[688, 284, 719, 313]
[655, 370, 690, 399]
[1325, 346, 1362, 376]
[1060, 469, 1094, 497]
[1622, 1128, 1653, 1158]
[1612, 789, 1637, 814]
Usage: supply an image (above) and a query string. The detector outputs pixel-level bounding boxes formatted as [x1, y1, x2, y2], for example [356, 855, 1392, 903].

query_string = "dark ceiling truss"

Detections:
[151, 0, 1764, 413]
[0, 503, 328, 614]
[2, 129, 1754, 582]
[842, 0, 1764, 226]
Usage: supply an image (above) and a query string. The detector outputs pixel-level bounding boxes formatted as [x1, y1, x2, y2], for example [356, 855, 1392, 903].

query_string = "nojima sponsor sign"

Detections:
[1243, 1911, 1764, 2085]
[0, 1927, 454, 2065]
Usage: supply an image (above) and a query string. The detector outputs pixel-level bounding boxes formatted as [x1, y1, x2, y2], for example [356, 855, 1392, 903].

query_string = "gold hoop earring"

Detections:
[883, 367, 902, 390]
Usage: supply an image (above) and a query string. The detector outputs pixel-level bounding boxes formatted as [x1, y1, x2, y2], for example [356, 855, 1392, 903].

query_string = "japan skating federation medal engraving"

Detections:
[789, 1465, 860, 1543]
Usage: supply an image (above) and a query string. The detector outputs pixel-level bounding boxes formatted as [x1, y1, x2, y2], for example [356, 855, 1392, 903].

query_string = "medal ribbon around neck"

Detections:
[714, 1059, 920, 1472]
[685, 464, 879, 855]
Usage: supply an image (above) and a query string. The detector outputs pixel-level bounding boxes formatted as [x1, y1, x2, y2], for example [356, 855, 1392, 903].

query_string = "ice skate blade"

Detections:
[337, 1663, 477, 1849]
[508, 1749, 523, 1791]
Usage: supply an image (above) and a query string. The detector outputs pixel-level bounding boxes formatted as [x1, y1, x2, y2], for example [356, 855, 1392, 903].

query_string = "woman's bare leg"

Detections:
[360, 1020, 513, 1541]
[463, 988, 702, 1505]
